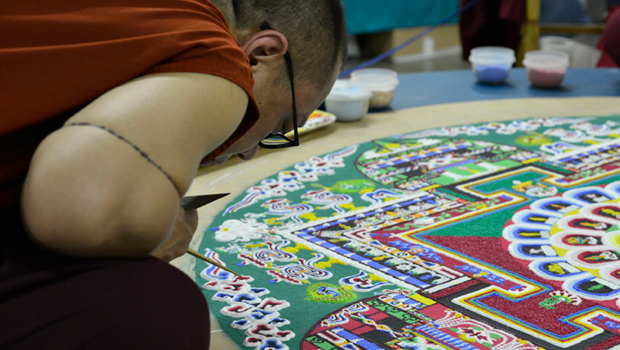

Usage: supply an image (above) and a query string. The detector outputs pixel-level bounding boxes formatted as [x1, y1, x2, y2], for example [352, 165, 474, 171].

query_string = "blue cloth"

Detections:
[380, 69, 620, 111]
[342, 0, 591, 37]
[342, 0, 459, 35]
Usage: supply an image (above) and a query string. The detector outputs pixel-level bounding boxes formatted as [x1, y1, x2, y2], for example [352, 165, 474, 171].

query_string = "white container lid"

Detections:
[469, 46, 516, 66]
[522, 50, 570, 70]
[350, 68, 399, 90]
[540, 36, 575, 54]
[326, 80, 372, 102]
[470, 46, 515, 57]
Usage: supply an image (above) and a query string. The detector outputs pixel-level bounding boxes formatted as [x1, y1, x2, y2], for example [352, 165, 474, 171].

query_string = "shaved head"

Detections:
[215, 0, 348, 89]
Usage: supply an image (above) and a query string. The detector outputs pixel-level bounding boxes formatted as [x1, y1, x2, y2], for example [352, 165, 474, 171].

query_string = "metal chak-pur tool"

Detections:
[180, 193, 242, 277]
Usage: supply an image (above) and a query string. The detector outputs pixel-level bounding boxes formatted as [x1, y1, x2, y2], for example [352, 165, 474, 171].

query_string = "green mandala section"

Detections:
[196, 116, 620, 350]
[331, 179, 375, 194]
[354, 138, 528, 191]
[306, 283, 356, 303]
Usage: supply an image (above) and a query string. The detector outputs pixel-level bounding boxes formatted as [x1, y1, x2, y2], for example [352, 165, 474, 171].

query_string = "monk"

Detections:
[0, 0, 347, 348]
[602, 6, 620, 66]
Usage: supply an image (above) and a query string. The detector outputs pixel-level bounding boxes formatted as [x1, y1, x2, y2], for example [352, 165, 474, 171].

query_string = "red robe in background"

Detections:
[459, 0, 526, 60]
[598, 5, 620, 67]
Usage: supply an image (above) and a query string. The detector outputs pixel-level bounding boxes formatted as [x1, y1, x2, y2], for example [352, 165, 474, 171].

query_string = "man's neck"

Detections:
[211, 0, 236, 31]
[211, 0, 253, 45]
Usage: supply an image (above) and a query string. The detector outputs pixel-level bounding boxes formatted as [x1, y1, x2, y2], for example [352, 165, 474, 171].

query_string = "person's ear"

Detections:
[240, 30, 288, 66]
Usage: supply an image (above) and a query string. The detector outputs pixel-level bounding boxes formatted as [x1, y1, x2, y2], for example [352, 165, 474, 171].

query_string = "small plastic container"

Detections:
[324, 80, 372, 122]
[522, 50, 570, 88]
[350, 68, 399, 109]
[468, 47, 516, 84]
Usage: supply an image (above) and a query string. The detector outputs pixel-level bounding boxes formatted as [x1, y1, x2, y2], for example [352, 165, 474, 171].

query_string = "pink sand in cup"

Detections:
[527, 67, 566, 88]
[522, 50, 570, 89]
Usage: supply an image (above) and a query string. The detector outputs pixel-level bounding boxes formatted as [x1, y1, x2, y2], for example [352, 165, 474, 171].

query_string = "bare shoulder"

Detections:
[21, 72, 250, 257]
[67, 72, 250, 191]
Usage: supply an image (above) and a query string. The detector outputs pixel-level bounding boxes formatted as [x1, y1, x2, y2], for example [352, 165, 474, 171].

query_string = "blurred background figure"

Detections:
[341, 0, 614, 73]
[598, 5, 620, 67]
[458, 0, 525, 61]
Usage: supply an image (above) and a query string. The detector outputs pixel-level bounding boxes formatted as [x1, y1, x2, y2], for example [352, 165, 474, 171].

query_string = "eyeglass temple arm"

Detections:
[261, 21, 299, 146]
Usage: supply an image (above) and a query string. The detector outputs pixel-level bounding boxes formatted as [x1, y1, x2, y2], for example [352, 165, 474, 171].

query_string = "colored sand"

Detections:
[527, 68, 565, 88]
[475, 65, 510, 84]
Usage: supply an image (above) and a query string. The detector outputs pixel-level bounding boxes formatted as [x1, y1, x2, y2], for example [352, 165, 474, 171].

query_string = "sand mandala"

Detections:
[196, 115, 620, 350]
[504, 185, 620, 307]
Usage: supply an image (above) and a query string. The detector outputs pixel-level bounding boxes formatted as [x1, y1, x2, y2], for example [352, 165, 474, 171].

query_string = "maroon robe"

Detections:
[459, 0, 526, 60]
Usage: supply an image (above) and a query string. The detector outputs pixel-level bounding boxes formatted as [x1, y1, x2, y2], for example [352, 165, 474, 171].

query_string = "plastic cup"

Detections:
[324, 79, 373, 122]
[522, 50, 570, 88]
[468, 46, 516, 84]
[350, 68, 399, 109]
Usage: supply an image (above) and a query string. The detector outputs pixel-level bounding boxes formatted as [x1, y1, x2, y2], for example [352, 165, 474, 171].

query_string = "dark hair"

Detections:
[229, 0, 348, 89]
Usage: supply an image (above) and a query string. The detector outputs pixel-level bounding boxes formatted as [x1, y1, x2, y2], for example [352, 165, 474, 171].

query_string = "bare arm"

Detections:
[21, 73, 249, 258]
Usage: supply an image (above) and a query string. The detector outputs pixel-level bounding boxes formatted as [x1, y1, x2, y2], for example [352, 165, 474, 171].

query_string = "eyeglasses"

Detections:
[257, 22, 300, 149]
